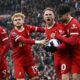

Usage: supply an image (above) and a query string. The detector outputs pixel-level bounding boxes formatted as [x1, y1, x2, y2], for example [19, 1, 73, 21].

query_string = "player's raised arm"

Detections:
[27, 25, 45, 32]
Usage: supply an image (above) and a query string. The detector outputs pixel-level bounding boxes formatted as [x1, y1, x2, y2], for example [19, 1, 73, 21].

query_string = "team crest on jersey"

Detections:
[70, 24, 77, 29]
[59, 30, 63, 34]
[59, 30, 65, 35]
[50, 33, 55, 38]
[59, 30, 62, 33]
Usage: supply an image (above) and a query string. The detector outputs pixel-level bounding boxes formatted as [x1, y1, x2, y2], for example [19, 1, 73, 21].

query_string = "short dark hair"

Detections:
[57, 4, 70, 16]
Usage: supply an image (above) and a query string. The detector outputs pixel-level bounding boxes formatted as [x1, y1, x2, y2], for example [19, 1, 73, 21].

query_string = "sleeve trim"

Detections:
[2, 37, 8, 41]
[15, 36, 21, 42]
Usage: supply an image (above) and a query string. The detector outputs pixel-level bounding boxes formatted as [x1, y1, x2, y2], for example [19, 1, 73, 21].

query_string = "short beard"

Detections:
[48, 22, 53, 27]
[46, 20, 53, 27]
[16, 25, 22, 29]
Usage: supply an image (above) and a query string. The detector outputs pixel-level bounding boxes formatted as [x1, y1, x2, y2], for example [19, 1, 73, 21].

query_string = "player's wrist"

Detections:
[35, 40, 41, 44]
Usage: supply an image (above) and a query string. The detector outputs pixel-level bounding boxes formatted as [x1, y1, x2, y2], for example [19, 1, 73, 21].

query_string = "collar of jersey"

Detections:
[46, 21, 56, 29]
[65, 17, 73, 25]
[15, 26, 24, 32]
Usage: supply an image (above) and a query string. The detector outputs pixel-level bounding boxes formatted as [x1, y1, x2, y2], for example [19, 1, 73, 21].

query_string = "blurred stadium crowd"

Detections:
[0, 0, 80, 80]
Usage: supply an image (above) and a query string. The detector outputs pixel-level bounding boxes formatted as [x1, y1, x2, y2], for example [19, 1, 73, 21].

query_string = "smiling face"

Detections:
[43, 9, 55, 25]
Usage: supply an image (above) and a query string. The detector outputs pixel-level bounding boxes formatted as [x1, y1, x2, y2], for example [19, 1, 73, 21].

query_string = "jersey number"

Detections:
[32, 65, 38, 73]
[61, 64, 66, 70]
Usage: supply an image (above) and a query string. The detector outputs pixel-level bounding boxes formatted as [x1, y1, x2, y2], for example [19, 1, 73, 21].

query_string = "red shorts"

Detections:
[13, 61, 38, 78]
[71, 40, 80, 74]
[71, 60, 80, 74]
[53, 52, 71, 79]
[0, 59, 9, 79]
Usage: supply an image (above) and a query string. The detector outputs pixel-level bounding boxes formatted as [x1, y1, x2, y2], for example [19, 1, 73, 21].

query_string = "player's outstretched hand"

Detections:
[40, 39, 47, 45]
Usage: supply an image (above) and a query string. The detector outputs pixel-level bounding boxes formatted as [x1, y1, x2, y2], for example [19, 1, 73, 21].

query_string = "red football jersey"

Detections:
[55, 17, 80, 46]
[10, 24, 45, 63]
[45, 22, 66, 40]
[45, 22, 68, 50]
[45, 22, 71, 79]
[64, 17, 80, 73]
[55, 17, 80, 64]
[66, 17, 80, 63]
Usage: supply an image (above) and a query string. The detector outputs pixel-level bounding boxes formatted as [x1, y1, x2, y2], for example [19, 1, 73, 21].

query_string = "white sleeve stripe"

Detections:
[70, 33, 79, 35]
[35, 27, 37, 31]
[15, 36, 21, 42]
[63, 35, 67, 37]
[2, 37, 8, 41]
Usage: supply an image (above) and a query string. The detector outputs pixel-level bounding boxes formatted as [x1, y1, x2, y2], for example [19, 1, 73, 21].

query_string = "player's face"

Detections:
[13, 16, 24, 27]
[59, 13, 68, 23]
[43, 10, 55, 24]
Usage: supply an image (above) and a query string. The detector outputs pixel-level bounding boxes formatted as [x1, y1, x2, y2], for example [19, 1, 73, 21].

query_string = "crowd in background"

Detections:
[0, 0, 80, 28]
[0, 0, 80, 79]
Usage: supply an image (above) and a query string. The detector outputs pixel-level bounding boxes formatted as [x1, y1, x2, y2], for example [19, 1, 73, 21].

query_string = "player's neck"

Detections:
[65, 16, 72, 25]
[46, 21, 55, 29]
[15, 26, 24, 32]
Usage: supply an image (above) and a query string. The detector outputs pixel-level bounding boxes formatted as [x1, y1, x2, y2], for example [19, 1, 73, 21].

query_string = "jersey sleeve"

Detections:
[10, 32, 35, 44]
[69, 22, 80, 36]
[0, 28, 10, 56]
[28, 25, 45, 32]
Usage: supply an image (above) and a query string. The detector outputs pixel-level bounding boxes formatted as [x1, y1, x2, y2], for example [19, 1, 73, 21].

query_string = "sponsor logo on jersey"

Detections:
[70, 24, 77, 29]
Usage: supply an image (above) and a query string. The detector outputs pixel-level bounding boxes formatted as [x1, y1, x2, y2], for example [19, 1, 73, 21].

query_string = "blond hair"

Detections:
[43, 7, 54, 13]
[11, 12, 25, 21]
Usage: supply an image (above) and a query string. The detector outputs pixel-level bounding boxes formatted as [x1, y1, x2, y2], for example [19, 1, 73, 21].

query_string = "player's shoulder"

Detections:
[23, 24, 35, 30]
[23, 24, 31, 29]
[56, 22, 65, 29]
[23, 24, 31, 27]
[10, 28, 16, 36]
[10, 28, 15, 32]
[54, 22, 59, 26]
[51, 22, 60, 28]
[55, 22, 64, 26]
[71, 17, 79, 24]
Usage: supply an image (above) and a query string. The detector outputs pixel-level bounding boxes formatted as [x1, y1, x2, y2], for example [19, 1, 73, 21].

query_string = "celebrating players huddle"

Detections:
[0, 3, 80, 80]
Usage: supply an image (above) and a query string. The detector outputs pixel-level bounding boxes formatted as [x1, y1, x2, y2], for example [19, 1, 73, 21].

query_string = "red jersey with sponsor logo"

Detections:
[45, 22, 70, 54]
[45, 22, 71, 79]
[55, 17, 80, 64]
[56, 17, 80, 46]
[10, 24, 45, 64]
[65, 17, 80, 63]
[66, 17, 80, 39]
[45, 22, 66, 40]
